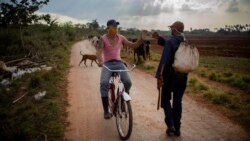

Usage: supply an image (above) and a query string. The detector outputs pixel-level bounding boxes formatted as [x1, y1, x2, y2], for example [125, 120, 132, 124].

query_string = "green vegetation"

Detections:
[196, 56, 250, 94]
[187, 77, 234, 108]
[199, 56, 250, 74]
[121, 50, 160, 74]
[0, 0, 51, 26]
[188, 77, 209, 92]
[0, 23, 81, 140]
[187, 77, 250, 131]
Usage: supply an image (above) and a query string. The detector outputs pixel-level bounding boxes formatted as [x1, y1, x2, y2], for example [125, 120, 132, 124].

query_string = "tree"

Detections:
[0, 0, 50, 26]
[86, 19, 100, 30]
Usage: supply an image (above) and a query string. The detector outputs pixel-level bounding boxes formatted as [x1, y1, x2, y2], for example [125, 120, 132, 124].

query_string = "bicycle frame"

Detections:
[104, 64, 135, 140]
[103, 64, 136, 101]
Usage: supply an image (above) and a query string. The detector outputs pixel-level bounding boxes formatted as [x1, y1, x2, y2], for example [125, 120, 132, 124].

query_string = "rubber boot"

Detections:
[101, 97, 112, 119]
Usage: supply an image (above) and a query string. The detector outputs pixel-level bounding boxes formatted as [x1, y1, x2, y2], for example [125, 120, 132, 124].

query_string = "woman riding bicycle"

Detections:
[96, 19, 147, 119]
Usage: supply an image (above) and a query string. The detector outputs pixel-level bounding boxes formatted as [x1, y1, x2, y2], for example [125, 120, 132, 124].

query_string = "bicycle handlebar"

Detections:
[103, 64, 136, 72]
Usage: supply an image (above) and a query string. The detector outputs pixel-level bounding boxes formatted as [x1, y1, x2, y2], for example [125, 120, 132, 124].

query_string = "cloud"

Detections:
[180, 4, 194, 11]
[238, 0, 250, 13]
[117, 0, 174, 16]
[240, 0, 250, 5]
[36, 12, 90, 24]
[226, 0, 239, 13]
[37, 0, 250, 30]
[178, 0, 216, 13]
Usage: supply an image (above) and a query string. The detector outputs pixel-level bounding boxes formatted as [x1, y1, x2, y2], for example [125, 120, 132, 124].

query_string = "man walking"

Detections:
[155, 21, 188, 136]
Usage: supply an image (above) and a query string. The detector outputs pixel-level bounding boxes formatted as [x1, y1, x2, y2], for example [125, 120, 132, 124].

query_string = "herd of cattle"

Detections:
[87, 35, 152, 64]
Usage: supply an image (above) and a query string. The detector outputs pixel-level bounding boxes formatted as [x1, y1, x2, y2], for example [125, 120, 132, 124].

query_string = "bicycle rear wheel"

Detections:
[115, 94, 133, 140]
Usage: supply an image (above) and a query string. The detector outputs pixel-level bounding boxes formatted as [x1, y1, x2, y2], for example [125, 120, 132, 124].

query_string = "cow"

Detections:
[133, 39, 151, 64]
[87, 35, 93, 40]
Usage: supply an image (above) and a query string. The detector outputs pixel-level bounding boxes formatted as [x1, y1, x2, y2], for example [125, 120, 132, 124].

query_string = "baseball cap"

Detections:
[107, 19, 120, 27]
[169, 21, 184, 33]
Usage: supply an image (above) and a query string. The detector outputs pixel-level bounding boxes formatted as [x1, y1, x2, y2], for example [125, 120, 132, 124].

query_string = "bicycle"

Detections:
[103, 64, 136, 140]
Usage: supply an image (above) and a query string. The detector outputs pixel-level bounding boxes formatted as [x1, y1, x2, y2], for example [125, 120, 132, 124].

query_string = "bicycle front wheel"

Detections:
[115, 95, 133, 140]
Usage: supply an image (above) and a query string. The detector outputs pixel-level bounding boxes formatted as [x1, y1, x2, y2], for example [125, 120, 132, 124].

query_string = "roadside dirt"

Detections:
[65, 40, 249, 141]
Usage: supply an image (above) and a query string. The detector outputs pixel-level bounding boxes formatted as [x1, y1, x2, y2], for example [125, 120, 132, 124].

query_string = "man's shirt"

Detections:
[155, 36, 183, 79]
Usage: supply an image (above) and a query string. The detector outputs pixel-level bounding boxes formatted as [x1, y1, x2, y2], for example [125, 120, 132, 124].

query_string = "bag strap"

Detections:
[180, 33, 188, 43]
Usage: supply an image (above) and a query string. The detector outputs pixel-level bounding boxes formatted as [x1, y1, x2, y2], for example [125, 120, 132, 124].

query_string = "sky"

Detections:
[37, 0, 250, 31]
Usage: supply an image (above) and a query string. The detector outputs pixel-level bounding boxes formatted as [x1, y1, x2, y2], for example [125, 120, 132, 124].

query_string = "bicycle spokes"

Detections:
[116, 97, 133, 140]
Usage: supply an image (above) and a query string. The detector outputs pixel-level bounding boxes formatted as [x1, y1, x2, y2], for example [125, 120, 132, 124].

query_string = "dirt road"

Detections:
[65, 40, 249, 141]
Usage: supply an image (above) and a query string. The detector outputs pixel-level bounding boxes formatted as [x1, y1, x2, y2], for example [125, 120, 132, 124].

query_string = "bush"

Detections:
[223, 72, 233, 77]
[144, 64, 155, 70]
[188, 77, 198, 87]
[204, 90, 231, 106]
[150, 53, 161, 61]
[212, 93, 231, 105]
[209, 72, 219, 81]
[0, 24, 78, 140]
[29, 76, 41, 89]
[188, 77, 209, 91]
[208, 72, 215, 80]
[199, 69, 209, 77]
[242, 76, 250, 83]
[197, 83, 209, 91]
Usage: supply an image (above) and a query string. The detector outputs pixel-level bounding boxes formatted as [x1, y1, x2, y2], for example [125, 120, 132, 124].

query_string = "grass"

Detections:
[199, 56, 250, 74]
[0, 24, 79, 140]
[121, 50, 160, 74]
[0, 49, 71, 140]
[196, 56, 250, 94]
[188, 77, 250, 131]
[188, 77, 209, 92]
[187, 76, 250, 131]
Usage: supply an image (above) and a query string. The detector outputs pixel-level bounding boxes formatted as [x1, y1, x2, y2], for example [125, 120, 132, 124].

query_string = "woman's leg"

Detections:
[100, 65, 112, 97]
[100, 63, 113, 119]
[118, 63, 132, 94]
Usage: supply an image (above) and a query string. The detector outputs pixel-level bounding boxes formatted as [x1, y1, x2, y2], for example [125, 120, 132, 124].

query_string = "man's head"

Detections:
[106, 19, 120, 37]
[169, 21, 184, 35]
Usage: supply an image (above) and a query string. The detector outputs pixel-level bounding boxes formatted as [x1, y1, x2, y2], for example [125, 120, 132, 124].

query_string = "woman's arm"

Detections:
[122, 30, 147, 48]
[122, 36, 143, 48]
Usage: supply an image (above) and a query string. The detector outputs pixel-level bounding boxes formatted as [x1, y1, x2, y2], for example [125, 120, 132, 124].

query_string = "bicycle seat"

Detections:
[111, 72, 118, 77]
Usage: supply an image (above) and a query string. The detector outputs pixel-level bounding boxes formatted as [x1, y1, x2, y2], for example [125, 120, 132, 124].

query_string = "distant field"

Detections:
[198, 56, 250, 75]
[150, 35, 250, 58]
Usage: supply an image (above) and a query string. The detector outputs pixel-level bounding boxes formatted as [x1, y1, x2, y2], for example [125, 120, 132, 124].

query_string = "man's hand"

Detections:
[157, 78, 164, 90]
